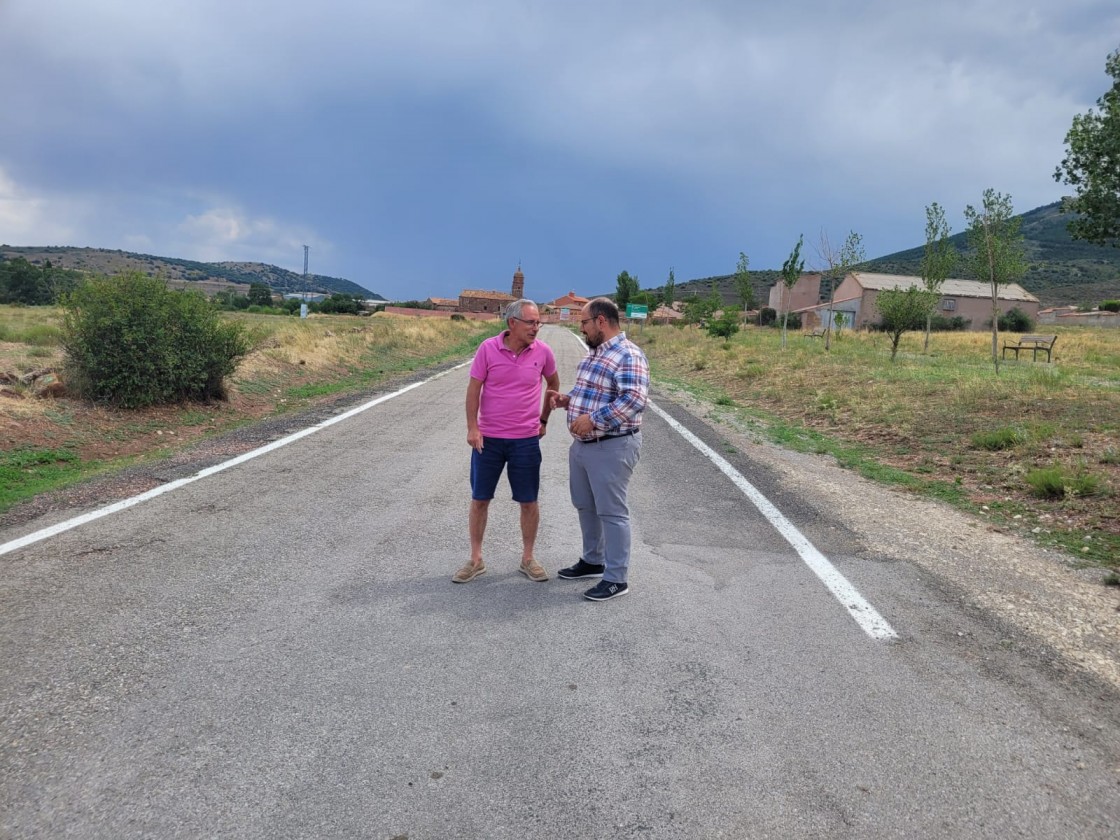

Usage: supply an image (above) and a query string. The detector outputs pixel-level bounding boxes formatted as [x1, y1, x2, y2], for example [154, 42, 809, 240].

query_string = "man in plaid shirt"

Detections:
[547, 297, 649, 601]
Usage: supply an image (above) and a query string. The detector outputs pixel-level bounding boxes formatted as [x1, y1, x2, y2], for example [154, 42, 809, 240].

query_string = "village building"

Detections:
[770, 272, 1040, 332]
[457, 266, 524, 315]
[650, 301, 686, 324]
[541, 290, 590, 323]
[426, 296, 459, 312]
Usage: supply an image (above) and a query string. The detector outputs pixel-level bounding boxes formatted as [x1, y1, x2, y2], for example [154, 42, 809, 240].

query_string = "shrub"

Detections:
[1099, 300, 1120, 312]
[928, 314, 970, 331]
[759, 306, 777, 326]
[995, 306, 1034, 332]
[62, 272, 249, 408]
[971, 426, 1025, 451]
[1025, 466, 1103, 499]
[705, 313, 740, 338]
[1025, 467, 1067, 499]
[772, 312, 801, 329]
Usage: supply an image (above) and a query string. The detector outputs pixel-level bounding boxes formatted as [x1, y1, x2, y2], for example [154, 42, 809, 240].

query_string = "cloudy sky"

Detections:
[1, 1, 1115, 302]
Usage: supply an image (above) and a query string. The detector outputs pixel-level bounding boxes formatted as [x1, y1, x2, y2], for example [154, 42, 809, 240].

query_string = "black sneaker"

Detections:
[558, 559, 605, 579]
[583, 580, 629, 601]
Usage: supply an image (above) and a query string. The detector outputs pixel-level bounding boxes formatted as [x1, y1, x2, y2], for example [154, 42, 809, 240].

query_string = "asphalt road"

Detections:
[2, 325, 1118, 839]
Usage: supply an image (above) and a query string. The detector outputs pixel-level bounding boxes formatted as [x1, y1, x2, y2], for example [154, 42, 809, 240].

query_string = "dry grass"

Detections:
[0, 306, 500, 512]
[634, 323, 1120, 568]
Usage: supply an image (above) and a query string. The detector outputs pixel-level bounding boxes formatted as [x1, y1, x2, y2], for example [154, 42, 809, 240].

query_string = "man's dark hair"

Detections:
[588, 297, 620, 326]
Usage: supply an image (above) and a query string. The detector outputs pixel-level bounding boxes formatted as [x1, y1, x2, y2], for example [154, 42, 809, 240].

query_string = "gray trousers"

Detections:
[568, 432, 642, 583]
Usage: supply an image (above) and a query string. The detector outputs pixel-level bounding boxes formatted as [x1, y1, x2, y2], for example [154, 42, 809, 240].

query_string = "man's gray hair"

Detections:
[504, 298, 538, 323]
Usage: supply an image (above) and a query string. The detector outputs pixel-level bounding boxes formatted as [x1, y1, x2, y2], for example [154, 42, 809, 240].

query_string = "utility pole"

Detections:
[301, 245, 310, 319]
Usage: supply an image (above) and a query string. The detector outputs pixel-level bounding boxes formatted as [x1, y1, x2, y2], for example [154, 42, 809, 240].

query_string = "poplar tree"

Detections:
[779, 235, 804, 348]
[733, 252, 754, 316]
[816, 230, 864, 350]
[963, 189, 1027, 373]
[920, 202, 957, 352]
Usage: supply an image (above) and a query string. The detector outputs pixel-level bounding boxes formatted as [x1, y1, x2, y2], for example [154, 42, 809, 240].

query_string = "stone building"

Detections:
[458, 266, 524, 315]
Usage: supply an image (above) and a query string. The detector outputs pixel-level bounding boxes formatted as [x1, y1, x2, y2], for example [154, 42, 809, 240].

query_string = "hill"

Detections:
[0, 246, 384, 300]
[668, 203, 1120, 308]
[861, 202, 1120, 306]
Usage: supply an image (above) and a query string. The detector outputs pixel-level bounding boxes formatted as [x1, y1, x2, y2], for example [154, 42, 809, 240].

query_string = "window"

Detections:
[941, 298, 957, 311]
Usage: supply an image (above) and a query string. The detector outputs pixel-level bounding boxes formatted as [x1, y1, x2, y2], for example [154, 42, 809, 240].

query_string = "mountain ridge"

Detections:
[672, 202, 1120, 308]
[0, 246, 384, 300]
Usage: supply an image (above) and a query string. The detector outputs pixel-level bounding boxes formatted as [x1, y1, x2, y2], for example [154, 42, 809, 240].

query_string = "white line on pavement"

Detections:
[650, 402, 898, 641]
[0, 364, 468, 557]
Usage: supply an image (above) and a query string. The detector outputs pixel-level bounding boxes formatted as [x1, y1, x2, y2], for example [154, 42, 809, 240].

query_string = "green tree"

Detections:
[615, 270, 639, 309]
[706, 307, 741, 338]
[248, 282, 273, 307]
[964, 189, 1027, 372]
[920, 202, 957, 352]
[779, 234, 805, 348]
[733, 252, 754, 316]
[875, 285, 940, 361]
[663, 267, 676, 308]
[0, 257, 51, 305]
[1054, 47, 1120, 247]
[815, 230, 864, 350]
[682, 294, 717, 325]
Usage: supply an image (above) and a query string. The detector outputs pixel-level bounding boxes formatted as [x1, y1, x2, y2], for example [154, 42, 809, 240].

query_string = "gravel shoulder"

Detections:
[659, 383, 1120, 694]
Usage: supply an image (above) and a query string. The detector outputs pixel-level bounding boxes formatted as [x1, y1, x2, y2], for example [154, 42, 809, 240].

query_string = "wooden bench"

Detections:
[803, 327, 825, 338]
[1001, 334, 1057, 362]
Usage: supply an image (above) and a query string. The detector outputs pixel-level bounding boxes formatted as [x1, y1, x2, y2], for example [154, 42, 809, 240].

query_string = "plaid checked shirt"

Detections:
[566, 332, 649, 440]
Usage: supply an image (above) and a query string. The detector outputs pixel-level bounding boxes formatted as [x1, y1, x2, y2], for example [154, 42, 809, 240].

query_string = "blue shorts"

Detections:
[470, 436, 542, 503]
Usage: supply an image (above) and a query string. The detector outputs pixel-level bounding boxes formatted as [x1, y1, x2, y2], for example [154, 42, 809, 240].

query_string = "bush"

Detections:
[1100, 299, 1120, 312]
[62, 272, 249, 408]
[928, 314, 970, 331]
[1025, 465, 1103, 499]
[774, 312, 801, 329]
[706, 311, 741, 338]
[1026, 467, 1067, 499]
[996, 306, 1034, 332]
[970, 426, 1025, 451]
[759, 307, 777, 326]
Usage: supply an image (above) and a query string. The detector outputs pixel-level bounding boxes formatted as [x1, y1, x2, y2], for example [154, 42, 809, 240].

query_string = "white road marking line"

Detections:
[0, 364, 468, 557]
[650, 403, 898, 641]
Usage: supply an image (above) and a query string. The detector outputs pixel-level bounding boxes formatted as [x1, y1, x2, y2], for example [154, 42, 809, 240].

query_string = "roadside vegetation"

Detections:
[0, 301, 500, 514]
[630, 322, 1119, 571]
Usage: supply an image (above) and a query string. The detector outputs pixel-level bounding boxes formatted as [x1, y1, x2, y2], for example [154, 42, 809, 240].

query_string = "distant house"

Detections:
[541, 290, 590, 323]
[546, 290, 590, 311]
[282, 292, 329, 303]
[651, 301, 685, 324]
[767, 273, 824, 315]
[770, 272, 1040, 331]
[427, 297, 459, 312]
[458, 266, 525, 316]
[1053, 309, 1120, 328]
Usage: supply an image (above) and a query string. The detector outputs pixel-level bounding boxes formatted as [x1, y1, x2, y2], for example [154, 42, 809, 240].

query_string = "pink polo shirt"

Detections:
[469, 331, 557, 439]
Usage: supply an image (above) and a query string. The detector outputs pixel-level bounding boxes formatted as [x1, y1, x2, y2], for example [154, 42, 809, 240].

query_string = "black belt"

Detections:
[581, 428, 640, 443]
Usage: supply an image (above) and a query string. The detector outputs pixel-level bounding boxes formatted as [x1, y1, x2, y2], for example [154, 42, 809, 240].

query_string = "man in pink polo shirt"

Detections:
[453, 299, 560, 584]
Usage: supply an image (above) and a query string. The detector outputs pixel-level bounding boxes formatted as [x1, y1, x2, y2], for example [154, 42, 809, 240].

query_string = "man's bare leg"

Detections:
[469, 499, 490, 566]
[519, 501, 540, 565]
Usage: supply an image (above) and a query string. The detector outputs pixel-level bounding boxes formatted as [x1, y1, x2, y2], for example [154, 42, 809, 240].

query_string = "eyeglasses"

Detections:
[512, 317, 542, 328]
[579, 316, 598, 326]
